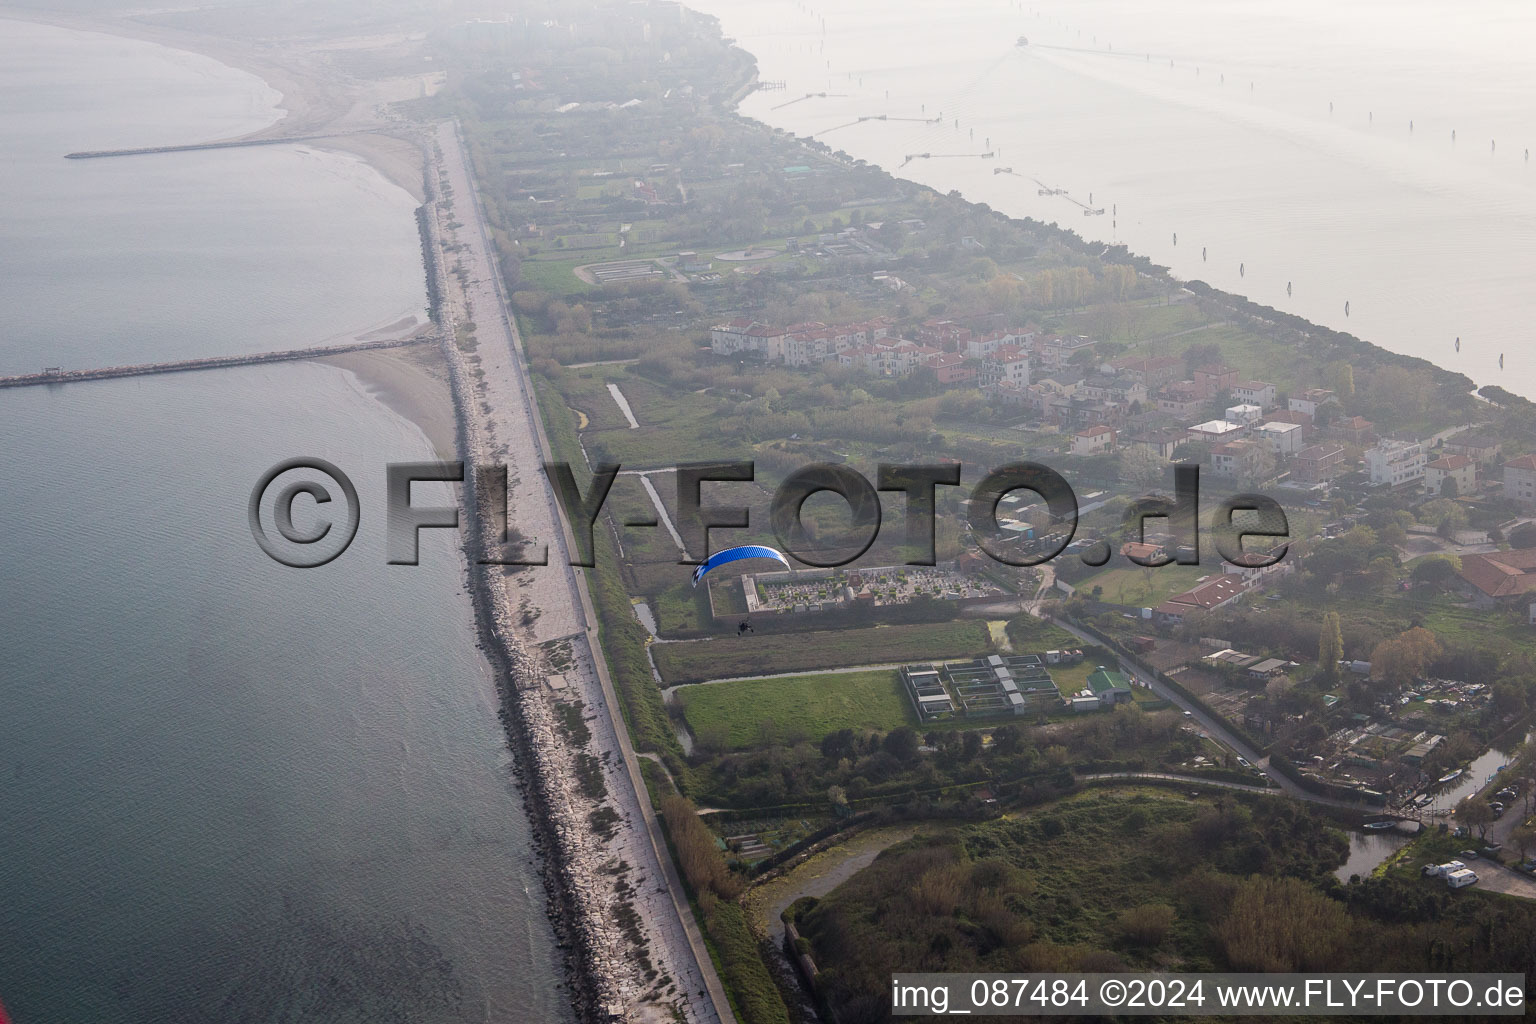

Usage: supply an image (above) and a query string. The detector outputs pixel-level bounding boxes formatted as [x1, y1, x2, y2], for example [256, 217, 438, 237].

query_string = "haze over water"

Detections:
[0, 20, 566, 1023]
[0, 19, 426, 374]
[694, 0, 1536, 398]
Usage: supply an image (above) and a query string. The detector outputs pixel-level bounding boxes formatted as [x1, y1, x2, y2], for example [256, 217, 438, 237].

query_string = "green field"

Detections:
[1004, 614, 1080, 651]
[678, 670, 914, 749]
[1074, 564, 1211, 608]
[653, 620, 994, 685]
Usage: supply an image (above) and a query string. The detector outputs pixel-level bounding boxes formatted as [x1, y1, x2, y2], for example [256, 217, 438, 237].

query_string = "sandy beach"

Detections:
[321, 344, 457, 459]
[0, 5, 449, 434]
[0, 3, 430, 204]
[0, 7, 727, 1017]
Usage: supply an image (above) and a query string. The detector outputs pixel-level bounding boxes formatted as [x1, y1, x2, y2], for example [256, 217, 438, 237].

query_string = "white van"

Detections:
[1446, 869, 1479, 889]
[1423, 860, 1466, 878]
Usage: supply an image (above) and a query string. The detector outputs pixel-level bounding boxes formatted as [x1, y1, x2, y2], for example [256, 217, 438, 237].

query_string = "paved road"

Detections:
[1024, 581, 1369, 810]
[435, 121, 731, 1024]
[1081, 771, 1278, 795]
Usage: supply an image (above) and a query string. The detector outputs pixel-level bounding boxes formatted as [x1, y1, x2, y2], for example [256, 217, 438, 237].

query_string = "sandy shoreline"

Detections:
[321, 345, 457, 458]
[0, 5, 446, 436]
[0, 5, 428, 202]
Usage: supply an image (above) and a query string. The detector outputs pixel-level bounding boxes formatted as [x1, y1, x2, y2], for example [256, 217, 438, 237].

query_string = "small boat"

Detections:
[1438, 769, 1464, 785]
[1239, 262, 1245, 277]
[1287, 281, 1292, 296]
[1345, 300, 1350, 316]
[1364, 820, 1397, 830]
[1500, 353, 1505, 369]
[1414, 793, 1434, 807]
[1455, 336, 1460, 352]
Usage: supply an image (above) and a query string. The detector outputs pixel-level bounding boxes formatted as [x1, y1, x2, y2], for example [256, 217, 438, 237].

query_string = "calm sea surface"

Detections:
[0, 19, 426, 375]
[693, 0, 1536, 398]
[0, 21, 567, 1024]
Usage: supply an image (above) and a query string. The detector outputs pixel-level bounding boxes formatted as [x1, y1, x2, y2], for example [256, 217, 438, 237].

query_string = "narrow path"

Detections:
[607, 382, 640, 429]
[636, 472, 686, 550]
[1080, 771, 1277, 794]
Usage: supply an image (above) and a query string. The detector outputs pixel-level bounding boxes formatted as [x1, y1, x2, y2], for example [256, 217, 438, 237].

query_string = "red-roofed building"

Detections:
[1424, 454, 1475, 496]
[1263, 408, 1313, 439]
[1193, 364, 1238, 399]
[927, 351, 976, 385]
[1111, 355, 1181, 389]
[1457, 548, 1536, 607]
[982, 346, 1032, 388]
[1291, 443, 1347, 485]
[1154, 576, 1247, 624]
[1334, 415, 1375, 444]
[1155, 380, 1204, 418]
[1071, 425, 1116, 456]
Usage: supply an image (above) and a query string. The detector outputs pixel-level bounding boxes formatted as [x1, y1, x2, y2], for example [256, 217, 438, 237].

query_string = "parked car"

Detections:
[1459, 850, 1479, 859]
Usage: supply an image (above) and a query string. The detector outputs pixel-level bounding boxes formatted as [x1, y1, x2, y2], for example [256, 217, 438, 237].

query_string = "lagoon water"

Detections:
[694, 0, 1536, 398]
[0, 20, 567, 1024]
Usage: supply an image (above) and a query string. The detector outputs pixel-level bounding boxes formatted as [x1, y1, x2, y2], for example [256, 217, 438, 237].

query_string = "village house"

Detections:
[927, 351, 976, 385]
[1085, 667, 1134, 706]
[965, 328, 1034, 361]
[1155, 381, 1205, 418]
[1443, 432, 1503, 467]
[1077, 375, 1148, 410]
[1120, 540, 1167, 564]
[981, 346, 1032, 388]
[1022, 378, 1076, 422]
[1037, 334, 1097, 372]
[1365, 439, 1426, 487]
[1187, 419, 1245, 444]
[1233, 380, 1277, 409]
[1110, 355, 1181, 389]
[1288, 388, 1337, 419]
[1334, 415, 1376, 444]
[1211, 439, 1268, 479]
[1504, 453, 1536, 506]
[1128, 429, 1183, 461]
[916, 318, 970, 350]
[1069, 397, 1122, 427]
[1254, 420, 1303, 455]
[1291, 443, 1348, 485]
[710, 319, 788, 359]
[1424, 454, 1476, 496]
[1071, 425, 1116, 456]
[1193, 364, 1239, 399]
[1225, 403, 1264, 426]
[1262, 408, 1313, 440]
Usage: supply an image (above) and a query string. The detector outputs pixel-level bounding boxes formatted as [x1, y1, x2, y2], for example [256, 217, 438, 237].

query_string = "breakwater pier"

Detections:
[0, 335, 431, 389]
[64, 131, 366, 160]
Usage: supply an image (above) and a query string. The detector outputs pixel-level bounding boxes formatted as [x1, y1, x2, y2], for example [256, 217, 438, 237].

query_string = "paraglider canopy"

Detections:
[691, 545, 791, 588]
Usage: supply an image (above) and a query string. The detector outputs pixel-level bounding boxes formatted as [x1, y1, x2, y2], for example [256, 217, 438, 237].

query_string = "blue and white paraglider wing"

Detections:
[691, 545, 791, 587]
